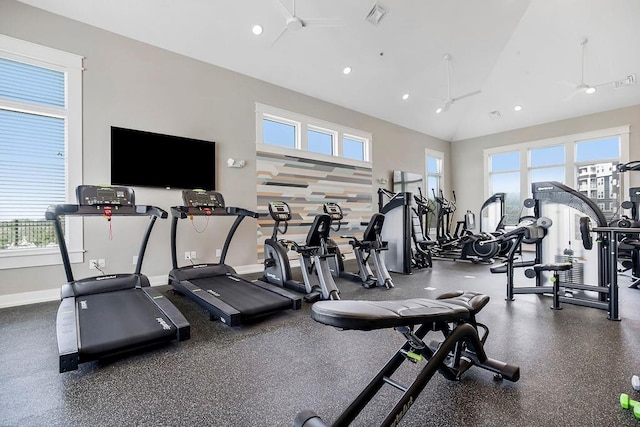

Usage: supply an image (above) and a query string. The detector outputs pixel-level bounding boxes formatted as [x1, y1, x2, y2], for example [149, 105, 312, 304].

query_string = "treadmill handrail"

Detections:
[170, 205, 259, 219]
[170, 204, 259, 268]
[46, 203, 167, 282]
[45, 204, 168, 220]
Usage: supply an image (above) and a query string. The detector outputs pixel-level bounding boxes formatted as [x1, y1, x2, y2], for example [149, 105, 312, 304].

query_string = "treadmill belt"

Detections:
[77, 289, 176, 357]
[190, 275, 291, 318]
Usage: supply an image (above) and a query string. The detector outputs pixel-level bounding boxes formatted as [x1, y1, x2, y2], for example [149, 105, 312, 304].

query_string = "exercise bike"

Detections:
[263, 201, 340, 301]
[323, 202, 394, 289]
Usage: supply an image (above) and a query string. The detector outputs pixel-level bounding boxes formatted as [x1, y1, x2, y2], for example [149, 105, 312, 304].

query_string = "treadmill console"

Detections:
[323, 202, 343, 221]
[76, 185, 135, 206]
[268, 201, 292, 222]
[182, 190, 225, 208]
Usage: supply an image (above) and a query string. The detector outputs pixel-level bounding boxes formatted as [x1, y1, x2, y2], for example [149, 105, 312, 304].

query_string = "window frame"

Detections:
[425, 149, 444, 200]
[0, 35, 84, 269]
[256, 103, 372, 165]
[484, 125, 630, 213]
[307, 124, 337, 156]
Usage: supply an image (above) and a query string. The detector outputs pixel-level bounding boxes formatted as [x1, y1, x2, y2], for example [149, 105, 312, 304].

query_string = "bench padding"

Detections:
[311, 298, 470, 331]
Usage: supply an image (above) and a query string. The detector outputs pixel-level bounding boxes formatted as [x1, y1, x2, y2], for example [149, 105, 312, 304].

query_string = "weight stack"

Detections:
[554, 255, 584, 285]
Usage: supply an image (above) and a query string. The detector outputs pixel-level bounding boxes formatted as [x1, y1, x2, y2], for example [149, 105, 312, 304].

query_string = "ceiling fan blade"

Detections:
[452, 90, 481, 102]
[557, 80, 579, 88]
[563, 89, 582, 102]
[276, 0, 293, 18]
[301, 18, 344, 28]
[592, 79, 616, 88]
[271, 26, 289, 46]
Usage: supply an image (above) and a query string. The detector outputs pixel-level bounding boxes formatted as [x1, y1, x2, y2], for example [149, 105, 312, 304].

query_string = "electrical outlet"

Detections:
[216, 249, 222, 257]
[190, 251, 197, 260]
[133, 255, 139, 265]
[89, 259, 97, 270]
[185, 251, 192, 260]
[98, 259, 105, 268]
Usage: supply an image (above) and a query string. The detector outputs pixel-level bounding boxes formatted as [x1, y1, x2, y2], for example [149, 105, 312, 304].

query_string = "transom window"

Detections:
[307, 127, 334, 155]
[256, 103, 371, 163]
[263, 117, 296, 149]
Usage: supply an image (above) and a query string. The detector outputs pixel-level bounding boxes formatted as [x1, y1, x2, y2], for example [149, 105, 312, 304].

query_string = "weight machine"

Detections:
[529, 181, 619, 320]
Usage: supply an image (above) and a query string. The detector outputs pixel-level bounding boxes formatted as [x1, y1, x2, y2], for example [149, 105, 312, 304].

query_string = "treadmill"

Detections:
[168, 190, 302, 326]
[47, 185, 190, 373]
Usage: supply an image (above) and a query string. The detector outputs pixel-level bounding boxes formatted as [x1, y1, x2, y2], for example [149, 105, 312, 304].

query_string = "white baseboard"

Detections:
[0, 254, 355, 309]
[0, 288, 60, 309]
[0, 274, 170, 309]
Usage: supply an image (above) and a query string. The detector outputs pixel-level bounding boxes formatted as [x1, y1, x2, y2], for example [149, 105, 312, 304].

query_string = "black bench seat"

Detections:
[311, 298, 470, 331]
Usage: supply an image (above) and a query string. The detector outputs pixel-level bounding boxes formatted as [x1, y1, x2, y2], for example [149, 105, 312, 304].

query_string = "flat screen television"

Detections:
[111, 126, 216, 190]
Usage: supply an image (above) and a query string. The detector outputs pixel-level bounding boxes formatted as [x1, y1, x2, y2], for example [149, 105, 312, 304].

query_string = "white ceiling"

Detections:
[16, 0, 640, 141]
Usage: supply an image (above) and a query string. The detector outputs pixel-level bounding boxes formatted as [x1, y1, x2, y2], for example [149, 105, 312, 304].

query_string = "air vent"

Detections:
[365, 4, 386, 26]
[489, 111, 502, 120]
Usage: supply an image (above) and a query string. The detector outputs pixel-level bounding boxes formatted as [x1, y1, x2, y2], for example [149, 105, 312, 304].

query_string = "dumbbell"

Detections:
[632, 375, 640, 391]
[619, 393, 640, 419]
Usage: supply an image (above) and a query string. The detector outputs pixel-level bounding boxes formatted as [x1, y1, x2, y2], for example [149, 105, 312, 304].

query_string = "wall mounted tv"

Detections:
[111, 126, 216, 190]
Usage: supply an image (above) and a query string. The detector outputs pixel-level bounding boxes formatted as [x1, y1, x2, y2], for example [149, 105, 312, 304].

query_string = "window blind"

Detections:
[0, 58, 66, 222]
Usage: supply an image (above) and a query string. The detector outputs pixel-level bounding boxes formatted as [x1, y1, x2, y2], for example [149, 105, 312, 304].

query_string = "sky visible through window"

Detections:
[343, 137, 364, 160]
[576, 137, 619, 161]
[308, 129, 332, 155]
[263, 119, 295, 148]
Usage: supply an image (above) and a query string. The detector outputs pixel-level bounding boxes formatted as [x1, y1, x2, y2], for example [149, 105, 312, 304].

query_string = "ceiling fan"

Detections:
[562, 37, 635, 101]
[271, 0, 343, 46]
[435, 53, 482, 114]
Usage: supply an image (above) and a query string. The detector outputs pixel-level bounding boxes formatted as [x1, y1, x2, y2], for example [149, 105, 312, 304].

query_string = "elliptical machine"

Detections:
[263, 201, 322, 302]
[323, 202, 394, 289]
[263, 200, 340, 301]
[429, 189, 500, 263]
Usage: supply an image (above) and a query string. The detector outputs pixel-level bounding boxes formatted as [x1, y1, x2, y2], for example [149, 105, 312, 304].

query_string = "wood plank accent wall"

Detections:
[256, 150, 373, 260]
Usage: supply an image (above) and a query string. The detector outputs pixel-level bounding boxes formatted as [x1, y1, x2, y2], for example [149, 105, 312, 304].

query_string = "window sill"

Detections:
[0, 247, 83, 270]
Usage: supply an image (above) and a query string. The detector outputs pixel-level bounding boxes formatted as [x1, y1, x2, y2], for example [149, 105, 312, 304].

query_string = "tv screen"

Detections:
[111, 126, 216, 190]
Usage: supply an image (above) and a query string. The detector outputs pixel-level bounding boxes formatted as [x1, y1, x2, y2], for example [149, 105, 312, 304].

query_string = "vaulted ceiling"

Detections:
[16, 0, 640, 141]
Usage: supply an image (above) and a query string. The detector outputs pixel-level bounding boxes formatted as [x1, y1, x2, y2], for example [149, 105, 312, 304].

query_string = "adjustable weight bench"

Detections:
[293, 291, 520, 427]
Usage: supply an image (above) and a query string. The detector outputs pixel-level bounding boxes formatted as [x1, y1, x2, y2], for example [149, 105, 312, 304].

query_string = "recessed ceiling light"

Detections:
[343, 66, 352, 75]
[585, 86, 596, 94]
[251, 25, 263, 36]
[435, 107, 443, 114]
[402, 94, 409, 100]
[514, 105, 522, 111]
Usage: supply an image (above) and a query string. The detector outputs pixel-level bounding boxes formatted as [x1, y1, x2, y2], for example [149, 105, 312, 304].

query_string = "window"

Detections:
[307, 127, 334, 155]
[426, 152, 443, 200]
[0, 35, 83, 269]
[575, 136, 620, 218]
[256, 103, 371, 163]
[529, 145, 565, 184]
[263, 117, 297, 149]
[484, 126, 629, 225]
[343, 136, 366, 161]
[488, 151, 521, 225]
[425, 151, 444, 232]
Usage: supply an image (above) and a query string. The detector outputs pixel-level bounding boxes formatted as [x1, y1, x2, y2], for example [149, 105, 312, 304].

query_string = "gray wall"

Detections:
[0, 0, 448, 299]
[451, 105, 640, 222]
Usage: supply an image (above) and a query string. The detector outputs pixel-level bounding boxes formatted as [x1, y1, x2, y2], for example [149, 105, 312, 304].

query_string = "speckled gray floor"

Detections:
[2, 258, 640, 426]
